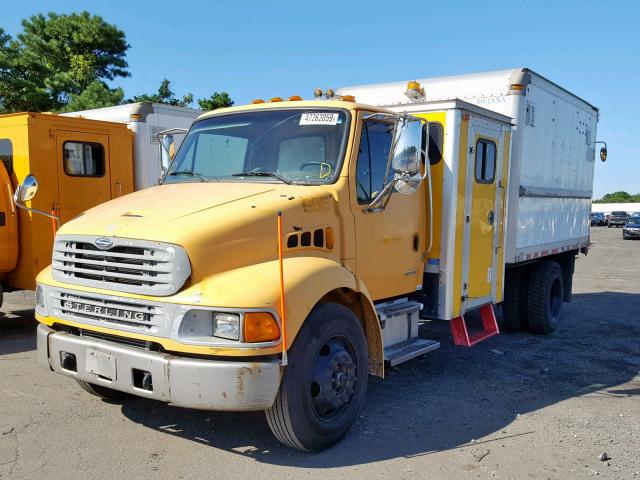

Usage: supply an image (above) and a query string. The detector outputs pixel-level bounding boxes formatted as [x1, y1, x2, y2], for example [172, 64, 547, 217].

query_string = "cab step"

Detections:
[450, 303, 499, 347]
[385, 338, 440, 366]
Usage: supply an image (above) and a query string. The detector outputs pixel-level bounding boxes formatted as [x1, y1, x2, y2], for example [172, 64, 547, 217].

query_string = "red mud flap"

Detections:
[450, 304, 500, 347]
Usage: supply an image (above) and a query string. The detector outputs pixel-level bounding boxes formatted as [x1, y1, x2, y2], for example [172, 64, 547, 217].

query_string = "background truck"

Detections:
[0, 102, 199, 304]
[31, 68, 602, 452]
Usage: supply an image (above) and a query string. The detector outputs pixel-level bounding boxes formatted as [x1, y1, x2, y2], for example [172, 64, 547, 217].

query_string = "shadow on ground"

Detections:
[112, 290, 640, 467]
[0, 309, 37, 355]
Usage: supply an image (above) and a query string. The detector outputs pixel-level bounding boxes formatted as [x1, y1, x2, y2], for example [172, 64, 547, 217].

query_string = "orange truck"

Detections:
[0, 103, 199, 306]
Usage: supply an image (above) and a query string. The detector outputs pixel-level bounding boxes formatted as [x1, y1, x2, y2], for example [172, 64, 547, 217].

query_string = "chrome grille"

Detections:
[52, 290, 166, 331]
[52, 235, 191, 296]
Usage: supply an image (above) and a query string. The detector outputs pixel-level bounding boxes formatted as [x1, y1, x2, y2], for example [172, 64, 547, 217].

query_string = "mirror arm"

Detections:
[12, 191, 60, 227]
[363, 178, 397, 213]
[420, 148, 433, 258]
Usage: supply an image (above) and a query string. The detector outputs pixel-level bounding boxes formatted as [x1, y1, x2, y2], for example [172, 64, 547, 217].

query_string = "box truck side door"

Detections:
[462, 122, 504, 308]
[54, 131, 112, 223]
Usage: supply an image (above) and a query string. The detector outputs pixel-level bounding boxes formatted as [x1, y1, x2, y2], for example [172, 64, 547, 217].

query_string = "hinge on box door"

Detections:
[469, 146, 475, 154]
[465, 215, 471, 223]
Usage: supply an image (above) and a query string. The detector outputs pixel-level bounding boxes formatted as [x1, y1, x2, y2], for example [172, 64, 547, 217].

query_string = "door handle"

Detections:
[487, 210, 495, 225]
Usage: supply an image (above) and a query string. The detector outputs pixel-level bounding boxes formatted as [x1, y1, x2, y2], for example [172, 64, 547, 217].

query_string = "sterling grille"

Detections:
[52, 235, 191, 296]
[52, 290, 167, 332]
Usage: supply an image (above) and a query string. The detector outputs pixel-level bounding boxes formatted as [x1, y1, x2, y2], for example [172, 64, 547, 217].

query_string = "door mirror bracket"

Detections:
[13, 174, 60, 227]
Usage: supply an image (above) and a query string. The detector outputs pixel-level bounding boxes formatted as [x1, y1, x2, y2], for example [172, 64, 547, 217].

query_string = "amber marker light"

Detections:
[340, 95, 356, 102]
[270, 97, 284, 102]
[510, 83, 525, 91]
[288, 95, 303, 101]
[251, 98, 265, 104]
[325, 226, 335, 249]
[244, 312, 281, 342]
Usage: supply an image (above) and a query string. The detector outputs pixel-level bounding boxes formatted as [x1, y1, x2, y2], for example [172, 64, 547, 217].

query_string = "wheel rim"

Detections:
[549, 277, 562, 324]
[309, 336, 358, 421]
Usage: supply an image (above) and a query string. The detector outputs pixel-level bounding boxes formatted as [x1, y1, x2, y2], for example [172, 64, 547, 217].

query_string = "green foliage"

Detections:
[61, 81, 124, 112]
[0, 12, 128, 112]
[198, 92, 233, 111]
[593, 191, 640, 203]
[128, 79, 194, 107]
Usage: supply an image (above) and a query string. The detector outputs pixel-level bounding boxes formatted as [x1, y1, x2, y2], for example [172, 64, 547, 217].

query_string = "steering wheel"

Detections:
[300, 161, 333, 179]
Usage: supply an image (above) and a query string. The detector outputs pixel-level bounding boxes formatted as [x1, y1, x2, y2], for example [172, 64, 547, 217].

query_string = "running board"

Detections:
[450, 303, 499, 347]
[385, 338, 440, 366]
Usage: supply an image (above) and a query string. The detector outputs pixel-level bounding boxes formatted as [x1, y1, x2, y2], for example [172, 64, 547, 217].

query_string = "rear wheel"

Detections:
[265, 302, 368, 452]
[501, 266, 530, 331]
[76, 380, 129, 401]
[526, 261, 564, 335]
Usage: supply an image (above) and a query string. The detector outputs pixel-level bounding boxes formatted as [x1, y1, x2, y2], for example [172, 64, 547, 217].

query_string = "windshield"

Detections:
[611, 211, 627, 216]
[164, 108, 350, 185]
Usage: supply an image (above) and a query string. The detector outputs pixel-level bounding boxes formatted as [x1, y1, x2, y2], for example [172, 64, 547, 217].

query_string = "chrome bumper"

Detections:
[37, 324, 282, 411]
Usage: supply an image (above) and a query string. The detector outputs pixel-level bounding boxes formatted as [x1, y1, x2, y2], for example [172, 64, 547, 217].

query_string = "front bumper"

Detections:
[37, 324, 282, 411]
[623, 229, 640, 237]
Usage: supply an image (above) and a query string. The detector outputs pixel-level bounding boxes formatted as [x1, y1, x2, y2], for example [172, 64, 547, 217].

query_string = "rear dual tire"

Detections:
[265, 302, 368, 452]
[502, 260, 564, 335]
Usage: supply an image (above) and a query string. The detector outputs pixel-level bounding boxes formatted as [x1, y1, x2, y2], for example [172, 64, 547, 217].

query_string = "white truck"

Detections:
[63, 102, 201, 189]
[340, 67, 604, 334]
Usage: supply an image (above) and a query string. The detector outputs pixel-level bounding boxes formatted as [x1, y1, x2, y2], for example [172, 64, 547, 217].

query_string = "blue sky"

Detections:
[2, 0, 638, 197]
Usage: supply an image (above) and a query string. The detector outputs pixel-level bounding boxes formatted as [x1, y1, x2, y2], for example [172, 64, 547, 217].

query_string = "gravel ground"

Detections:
[1, 226, 639, 479]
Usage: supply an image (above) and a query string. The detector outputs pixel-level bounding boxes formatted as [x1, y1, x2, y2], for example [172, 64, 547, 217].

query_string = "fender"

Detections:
[187, 256, 384, 375]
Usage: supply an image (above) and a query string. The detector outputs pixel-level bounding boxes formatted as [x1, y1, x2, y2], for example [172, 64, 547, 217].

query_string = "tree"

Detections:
[128, 79, 194, 107]
[594, 191, 640, 203]
[0, 12, 128, 113]
[198, 92, 233, 111]
[61, 81, 124, 112]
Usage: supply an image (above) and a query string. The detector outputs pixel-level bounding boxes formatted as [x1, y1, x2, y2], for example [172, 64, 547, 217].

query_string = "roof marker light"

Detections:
[270, 97, 283, 102]
[288, 95, 303, 101]
[251, 99, 265, 104]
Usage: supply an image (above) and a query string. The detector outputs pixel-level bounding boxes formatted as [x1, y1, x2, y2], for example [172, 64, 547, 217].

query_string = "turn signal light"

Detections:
[244, 312, 280, 342]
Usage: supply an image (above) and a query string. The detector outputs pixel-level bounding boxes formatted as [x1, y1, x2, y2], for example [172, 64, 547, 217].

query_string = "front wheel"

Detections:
[265, 302, 368, 452]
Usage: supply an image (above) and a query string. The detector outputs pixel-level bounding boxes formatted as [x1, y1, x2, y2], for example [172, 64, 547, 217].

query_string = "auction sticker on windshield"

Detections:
[300, 112, 340, 125]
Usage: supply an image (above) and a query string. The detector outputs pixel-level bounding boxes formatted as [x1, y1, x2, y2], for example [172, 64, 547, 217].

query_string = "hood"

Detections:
[59, 181, 344, 283]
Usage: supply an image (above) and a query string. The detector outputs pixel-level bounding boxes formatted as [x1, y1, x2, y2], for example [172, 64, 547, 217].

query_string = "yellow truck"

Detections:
[31, 69, 603, 451]
[0, 103, 199, 305]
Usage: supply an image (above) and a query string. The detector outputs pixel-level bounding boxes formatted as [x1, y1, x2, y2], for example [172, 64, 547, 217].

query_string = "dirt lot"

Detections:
[1, 226, 639, 480]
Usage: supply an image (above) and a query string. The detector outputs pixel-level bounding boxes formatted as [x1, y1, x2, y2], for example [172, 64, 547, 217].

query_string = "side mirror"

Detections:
[391, 119, 422, 176]
[600, 147, 607, 162]
[14, 174, 38, 204]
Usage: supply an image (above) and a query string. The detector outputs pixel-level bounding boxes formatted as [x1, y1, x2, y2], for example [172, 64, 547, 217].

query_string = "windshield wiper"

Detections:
[167, 170, 209, 182]
[231, 171, 292, 185]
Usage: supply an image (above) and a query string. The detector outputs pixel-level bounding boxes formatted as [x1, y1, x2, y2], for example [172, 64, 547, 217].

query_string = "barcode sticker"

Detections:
[299, 113, 339, 126]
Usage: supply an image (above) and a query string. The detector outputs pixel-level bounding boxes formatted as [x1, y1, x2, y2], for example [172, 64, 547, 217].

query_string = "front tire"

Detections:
[526, 261, 564, 335]
[265, 302, 368, 452]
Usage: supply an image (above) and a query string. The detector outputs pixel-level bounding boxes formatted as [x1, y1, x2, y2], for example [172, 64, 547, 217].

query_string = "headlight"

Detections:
[179, 310, 240, 341]
[35, 284, 48, 316]
[212, 312, 240, 340]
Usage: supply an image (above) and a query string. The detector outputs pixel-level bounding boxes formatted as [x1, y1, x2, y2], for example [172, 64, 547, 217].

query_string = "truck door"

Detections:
[0, 138, 18, 272]
[54, 131, 112, 224]
[462, 122, 504, 309]
[350, 116, 425, 300]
